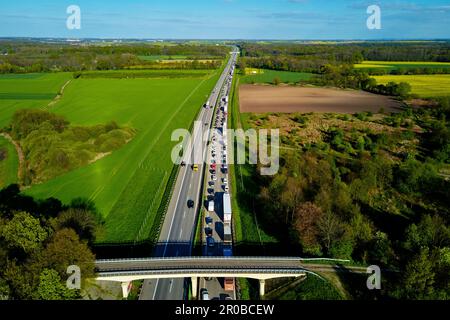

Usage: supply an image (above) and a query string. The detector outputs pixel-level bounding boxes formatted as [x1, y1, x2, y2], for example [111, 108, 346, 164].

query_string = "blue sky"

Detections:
[0, 0, 449, 39]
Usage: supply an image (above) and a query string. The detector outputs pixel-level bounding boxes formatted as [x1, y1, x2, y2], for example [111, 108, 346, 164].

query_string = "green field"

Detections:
[2, 70, 220, 243]
[355, 61, 450, 71]
[78, 69, 210, 79]
[0, 136, 18, 188]
[0, 73, 72, 127]
[374, 74, 450, 98]
[240, 69, 314, 84]
[138, 55, 189, 61]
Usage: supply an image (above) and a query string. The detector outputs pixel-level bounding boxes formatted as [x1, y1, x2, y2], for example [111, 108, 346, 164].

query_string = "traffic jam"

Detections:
[200, 59, 236, 300]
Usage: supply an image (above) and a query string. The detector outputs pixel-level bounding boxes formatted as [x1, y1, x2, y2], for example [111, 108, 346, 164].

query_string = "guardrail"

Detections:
[97, 268, 308, 277]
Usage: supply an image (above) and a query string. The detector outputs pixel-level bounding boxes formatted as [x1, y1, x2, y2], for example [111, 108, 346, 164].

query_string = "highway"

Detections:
[139, 51, 239, 300]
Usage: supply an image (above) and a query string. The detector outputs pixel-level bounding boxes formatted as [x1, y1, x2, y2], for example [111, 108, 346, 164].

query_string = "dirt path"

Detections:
[0, 133, 24, 184]
[46, 79, 72, 108]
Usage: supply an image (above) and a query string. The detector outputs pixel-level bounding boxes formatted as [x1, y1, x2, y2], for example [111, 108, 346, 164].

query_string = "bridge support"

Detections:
[259, 279, 265, 298]
[121, 281, 131, 299]
[191, 277, 198, 300]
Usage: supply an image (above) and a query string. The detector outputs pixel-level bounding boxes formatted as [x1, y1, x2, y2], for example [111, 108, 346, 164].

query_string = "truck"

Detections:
[223, 193, 232, 223]
[224, 278, 235, 291]
[224, 223, 232, 244]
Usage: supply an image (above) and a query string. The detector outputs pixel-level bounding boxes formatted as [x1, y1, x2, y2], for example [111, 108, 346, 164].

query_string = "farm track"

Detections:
[0, 133, 24, 185]
[46, 79, 72, 109]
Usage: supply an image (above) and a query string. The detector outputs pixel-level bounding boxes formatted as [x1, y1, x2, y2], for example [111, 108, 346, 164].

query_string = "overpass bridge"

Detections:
[95, 257, 366, 299]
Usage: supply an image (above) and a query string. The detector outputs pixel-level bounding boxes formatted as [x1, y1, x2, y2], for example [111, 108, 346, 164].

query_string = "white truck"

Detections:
[224, 223, 232, 244]
[223, 193, 232, 223]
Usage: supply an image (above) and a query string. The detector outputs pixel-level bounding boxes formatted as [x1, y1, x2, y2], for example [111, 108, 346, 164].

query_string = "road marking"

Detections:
[183, 210, 186, 218]
[169, 281, 173, 292]
[179, 228, 183, 237]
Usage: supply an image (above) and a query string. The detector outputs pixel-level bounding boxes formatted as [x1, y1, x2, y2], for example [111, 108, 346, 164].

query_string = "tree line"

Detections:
[0, 41, 229, 73]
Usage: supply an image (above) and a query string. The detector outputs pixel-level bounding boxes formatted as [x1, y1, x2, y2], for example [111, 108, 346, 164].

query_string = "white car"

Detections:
[223, 177, 228, 184]
[224, 185, 229, 192]
[212, 175, 217, 181]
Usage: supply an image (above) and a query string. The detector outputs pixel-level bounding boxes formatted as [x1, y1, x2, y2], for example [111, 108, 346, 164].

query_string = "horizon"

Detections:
[1, 0, 449, 40]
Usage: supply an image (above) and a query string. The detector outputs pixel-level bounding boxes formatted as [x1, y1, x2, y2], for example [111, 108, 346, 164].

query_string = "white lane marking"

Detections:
[179, 228, 183, 237]
[169, 281, 173, 292]
[183, 210, 186, 218]
[152, 279, 160, 300]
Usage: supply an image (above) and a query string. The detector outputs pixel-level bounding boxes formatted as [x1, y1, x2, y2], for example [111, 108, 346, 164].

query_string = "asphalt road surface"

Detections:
[139, 51, 239, 300]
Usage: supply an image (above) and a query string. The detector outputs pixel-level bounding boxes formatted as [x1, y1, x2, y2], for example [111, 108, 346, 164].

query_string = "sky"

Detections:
[0, 0, 449, 39]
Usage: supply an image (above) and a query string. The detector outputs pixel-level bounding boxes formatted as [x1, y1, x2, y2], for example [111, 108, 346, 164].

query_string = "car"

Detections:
[205, 216, 213, 225]
[212, 175, 217, 181]
[207, 237, 215, 247]
[187, 200, 194, 208]
[192, 164, 199, 172]
[223, 177, 228, 184]
[224, 185, 229, 193]
[205, 227, 213, 237]
[180, 161, 186, 167]
[202, 289, 210, 300]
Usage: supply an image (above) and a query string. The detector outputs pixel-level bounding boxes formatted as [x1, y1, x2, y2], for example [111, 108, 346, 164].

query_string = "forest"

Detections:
[237, 42, 450, 74]
[240, 97, 450, 299]
[0, 41, 228, 73]
[0, 185, 100, 300]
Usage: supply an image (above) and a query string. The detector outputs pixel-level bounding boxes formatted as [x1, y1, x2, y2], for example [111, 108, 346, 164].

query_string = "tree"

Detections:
[36, 269, 78, 300]
[398, 249, 436, 299]
[51, 208, 98, 244]
[2, 211, 48, 254]
[38, 228, 95, 280]
[317, 211, 345, 254]
[293, 202, 323, 255]
[0, 277, 10, 300]
[404, 215, 450, 252]
[273, 77, 281, 85]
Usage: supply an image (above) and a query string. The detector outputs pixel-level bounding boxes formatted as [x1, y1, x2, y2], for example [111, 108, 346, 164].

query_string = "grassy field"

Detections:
[241, 69, 314, 84]
[78, 69, 210, 79]
[18, 69, 220, 243]
[138, 55, 189, 61]
[229, 76, 278, 251]
[374, 74, 450, 98]
[0, 73, 72, 127]
[0, 136, 18, 188]
[267, 276, 343, 300]
[355, 61, 450, 71]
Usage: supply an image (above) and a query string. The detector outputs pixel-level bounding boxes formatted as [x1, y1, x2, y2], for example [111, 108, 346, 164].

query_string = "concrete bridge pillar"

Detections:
[121, 281, 131, 299]
[259, 279, 265, 298]
[191, 277, 198, 300]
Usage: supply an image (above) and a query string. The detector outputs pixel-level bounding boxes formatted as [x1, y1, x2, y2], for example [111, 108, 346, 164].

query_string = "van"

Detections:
[208, 201, 214, 212]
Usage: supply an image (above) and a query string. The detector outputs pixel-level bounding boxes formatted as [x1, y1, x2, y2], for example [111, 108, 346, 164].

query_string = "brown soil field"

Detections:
[239, 85, 403, 114]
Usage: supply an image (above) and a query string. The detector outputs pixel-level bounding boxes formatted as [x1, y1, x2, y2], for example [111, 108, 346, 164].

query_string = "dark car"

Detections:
[205, 227, 213, 237]
[187, 200, 195, 208]
[205, 216, 213, 225]
[207, 237, 215, 247]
